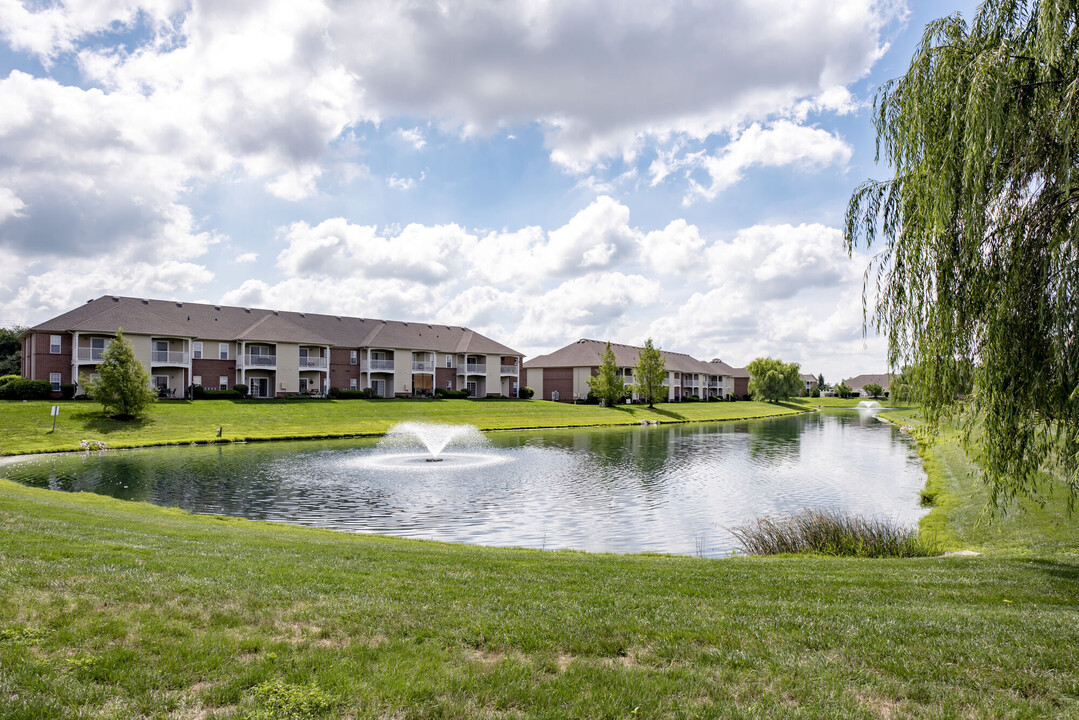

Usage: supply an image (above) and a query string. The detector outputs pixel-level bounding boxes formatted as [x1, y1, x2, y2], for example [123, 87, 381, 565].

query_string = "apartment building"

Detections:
[21, 296, 523, 398]
[522, 339, 739, 403]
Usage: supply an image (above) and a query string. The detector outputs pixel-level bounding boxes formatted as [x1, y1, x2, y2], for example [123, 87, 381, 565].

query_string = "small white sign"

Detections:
[50, 405, 60, 417]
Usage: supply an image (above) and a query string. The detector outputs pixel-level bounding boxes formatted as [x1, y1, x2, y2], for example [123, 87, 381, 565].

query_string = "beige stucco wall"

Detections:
[394, 350, 412, 395]
[127, 334, 152, 372]
[485, 355, 500, 397]
[149, 367, 186, 392]
[276, 342, 299, 393]
[528, 368, 543, 398]
[573, 367, 594, 400]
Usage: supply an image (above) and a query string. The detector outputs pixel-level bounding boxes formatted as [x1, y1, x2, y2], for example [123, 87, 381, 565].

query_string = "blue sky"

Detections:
[0, 0, 979, 381]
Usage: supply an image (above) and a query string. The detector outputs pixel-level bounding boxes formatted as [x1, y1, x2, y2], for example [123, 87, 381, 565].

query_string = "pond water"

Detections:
[3, 409, 927, 558]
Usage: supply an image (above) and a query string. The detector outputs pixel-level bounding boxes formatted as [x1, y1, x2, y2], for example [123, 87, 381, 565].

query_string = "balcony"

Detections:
[363, 359, 395, 372]
[299, 357, 328, 369]
[500, 365, 519, 375]
[151, 350, 189, 364]
[464, 363, 486, 374]
[412, 361, 435, 373]
[77, 347, 106, 362]
[243, 354, 276, 367]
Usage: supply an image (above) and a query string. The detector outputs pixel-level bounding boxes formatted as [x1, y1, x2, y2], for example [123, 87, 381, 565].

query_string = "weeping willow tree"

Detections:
[845, 0, 1079, 508]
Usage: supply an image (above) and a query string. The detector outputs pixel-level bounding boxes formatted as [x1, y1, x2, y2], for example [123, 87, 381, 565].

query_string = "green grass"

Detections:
[881, 409, 1079, 557]
[1, 478, 1078, 719]
[790, 396, 900, 409]
[0, 398, 802, 456]
[731, 508, 943, 558]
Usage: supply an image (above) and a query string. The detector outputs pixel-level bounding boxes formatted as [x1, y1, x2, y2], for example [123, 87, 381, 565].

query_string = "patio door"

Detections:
[250, 378, 269, 398]
[371, 379, 385, 398]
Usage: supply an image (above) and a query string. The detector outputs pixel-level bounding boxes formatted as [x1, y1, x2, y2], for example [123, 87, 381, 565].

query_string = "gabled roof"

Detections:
[30, 296, 522, 356]
[843, 373, 892, 390]
[523, 339, 739, 377]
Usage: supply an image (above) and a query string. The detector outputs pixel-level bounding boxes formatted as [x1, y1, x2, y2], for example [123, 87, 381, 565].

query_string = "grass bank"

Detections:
[0, 398, 802, 456]
[791, 396, 899, 409]
[1, 478, 1077, 719]
[881, 409, 1079, 557]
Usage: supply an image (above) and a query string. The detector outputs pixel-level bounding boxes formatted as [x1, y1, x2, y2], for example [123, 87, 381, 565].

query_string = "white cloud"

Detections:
[396, 127, 427, 150]
[685, 121, 853, 204]
[639, 219, 705, 275]
[234, 252, 258, 264]
[0, 186, 25, 223]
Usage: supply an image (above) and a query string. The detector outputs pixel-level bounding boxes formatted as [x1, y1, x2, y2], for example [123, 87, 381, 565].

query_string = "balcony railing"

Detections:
[500, 365, 519, 375]
[299, 357, 328, 369]
[464, 363, 486, 374]
[363, 359, 395, 372]
[77, 348, 106, 361]
[412, 361, 434, 373]
[244, 354, 276, 367]
[151, 350, 189, 364]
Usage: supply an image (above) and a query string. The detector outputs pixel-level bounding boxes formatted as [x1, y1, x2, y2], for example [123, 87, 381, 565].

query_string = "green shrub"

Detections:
[731, 508, 942, 558]
[0, 378, 53, 400]
[519, 386, 535, 399]
[810, 386, 821, 398]
[59, 383, 76, 400]
[336, 389, 372, 399]
[233, 383, 249, 398]
[433, 388, 470, 399]
[327, 387, 342, 398]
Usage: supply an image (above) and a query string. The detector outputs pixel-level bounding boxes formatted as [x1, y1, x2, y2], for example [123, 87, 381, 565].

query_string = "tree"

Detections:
[587, 342, 625, 407]
[0, 326, 24, 376]
[817, 373, 826, 391]
[746, 357, 802, 403]
[844, 0, 1079, 506]
[863, 383, 884, 399]
[83, 330, 156, 419]
[834, 382, 853, 399]
[632, 338, 667, 408]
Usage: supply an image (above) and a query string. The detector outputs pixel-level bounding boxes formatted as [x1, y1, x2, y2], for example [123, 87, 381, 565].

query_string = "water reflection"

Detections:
[3, 411, 927, 558]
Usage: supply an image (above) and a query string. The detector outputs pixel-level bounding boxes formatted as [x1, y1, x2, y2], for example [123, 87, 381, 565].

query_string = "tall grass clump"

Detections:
[731, 508, 941, 558]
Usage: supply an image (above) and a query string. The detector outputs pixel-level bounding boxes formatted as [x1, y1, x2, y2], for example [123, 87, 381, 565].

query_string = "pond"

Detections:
[2, 409, 927, 558]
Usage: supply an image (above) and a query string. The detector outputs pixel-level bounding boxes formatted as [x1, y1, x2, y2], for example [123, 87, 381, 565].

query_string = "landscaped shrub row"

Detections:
[0, 376, 53, 400]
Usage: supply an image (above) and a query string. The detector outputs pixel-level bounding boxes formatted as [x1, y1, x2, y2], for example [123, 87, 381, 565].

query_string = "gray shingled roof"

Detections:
[30, 296, 522, 355]
[843, 373, 892, 390]
[523, 339, 738, 376]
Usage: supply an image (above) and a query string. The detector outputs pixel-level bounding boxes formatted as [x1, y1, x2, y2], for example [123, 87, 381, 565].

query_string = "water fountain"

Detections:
[360, 422, 507, 470]
[857, 400, 882, 409]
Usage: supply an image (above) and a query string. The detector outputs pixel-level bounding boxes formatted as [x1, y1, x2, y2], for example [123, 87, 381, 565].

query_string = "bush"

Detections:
[519, 386, 535, 399]
[335, 389, 372, 399]
[731, 508, 942, 558]
[0, 378, 53, 400]
[433, 387, 470, 399]
[810, 386, 821, 398]
[233, 383, 249, 398]
[327, 387, 341, 398]
[60, 383, 76, 400]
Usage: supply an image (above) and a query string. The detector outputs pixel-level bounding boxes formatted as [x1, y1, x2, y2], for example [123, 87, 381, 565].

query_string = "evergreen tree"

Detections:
[83, 329, 157, 419]
[845, 0, 1079, 505]
[817, 373, 826, 391]
[586, 342, 625, 407]
[632, 338, 667, 409]
[0, 326, 24, 376]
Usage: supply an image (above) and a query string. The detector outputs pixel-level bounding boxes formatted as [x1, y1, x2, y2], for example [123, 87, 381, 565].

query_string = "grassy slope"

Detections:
[1, 478, 1077, 719]
[0, 399, 801, 456]
[790, 396, 901, 409]
[882, 409, 1079, 557]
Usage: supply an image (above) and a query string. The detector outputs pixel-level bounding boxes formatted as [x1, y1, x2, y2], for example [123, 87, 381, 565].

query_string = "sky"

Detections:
[0, 0, 980, 382]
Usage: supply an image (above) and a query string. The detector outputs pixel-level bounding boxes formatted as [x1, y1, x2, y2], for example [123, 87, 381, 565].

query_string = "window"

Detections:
[299, 378, 309, 393]
[49, 335, 62, 354]
[152, 375, 169, 390]
[192, 375, 202, 387]
[349, 378, 357, 390]
[446, 380, 452, 390]
[219, 343, 229, 360]
[350, 350, 357, 365]
[445, 355, 453, 368]
[192, 342, 203, 359]
[466, 381, 477, 397]
[219, 376, 228, 390]
[49, 373, 61, 391]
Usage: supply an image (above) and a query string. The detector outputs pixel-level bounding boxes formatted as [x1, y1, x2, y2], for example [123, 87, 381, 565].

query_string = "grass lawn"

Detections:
[2, 402, 1078, 717]
[0, 398, 802, 456]
[791, 396, 899, 409]
[1, 478, 1077, 719]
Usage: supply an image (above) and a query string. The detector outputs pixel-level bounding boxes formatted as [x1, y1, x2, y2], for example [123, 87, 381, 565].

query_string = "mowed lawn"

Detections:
[1, 478, 1077, 719]
[0, 398, 802, 456]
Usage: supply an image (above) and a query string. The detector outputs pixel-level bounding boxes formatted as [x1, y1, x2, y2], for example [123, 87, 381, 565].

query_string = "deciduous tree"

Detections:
[587, 342, 625, 407]
[83, 330, 156, 419]
[632, 338, 667, 409]
[746, 357, 801, 403]
[863, 383, 884, 399]
[844, 0, 1079, 506]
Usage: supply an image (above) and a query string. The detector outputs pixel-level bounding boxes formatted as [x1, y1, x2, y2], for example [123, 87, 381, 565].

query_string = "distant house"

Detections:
[523, 339, 739, 402]
[21, 295, 523, 398]
[801, 373, 819, 393]
[842, 373, 892, 397]
[729, 365, 751, 399]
